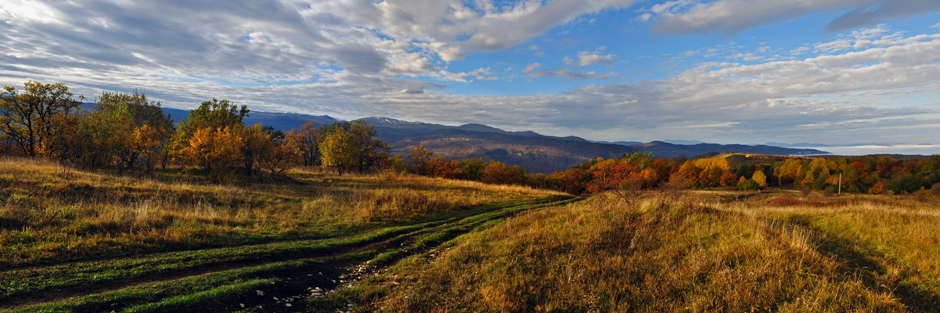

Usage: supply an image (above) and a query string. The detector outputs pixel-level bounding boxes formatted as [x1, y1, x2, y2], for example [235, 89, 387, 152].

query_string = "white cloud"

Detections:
[576, 51, 617, 66]
[640, 0, 940, 35]
[523, 62, 544, 73]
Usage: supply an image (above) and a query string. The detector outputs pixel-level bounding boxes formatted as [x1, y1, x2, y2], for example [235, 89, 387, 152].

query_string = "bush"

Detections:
[736, 179, 760, 191]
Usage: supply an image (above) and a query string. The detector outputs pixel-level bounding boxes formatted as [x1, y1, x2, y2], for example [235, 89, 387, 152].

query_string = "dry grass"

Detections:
[0, 157, 561, 268]
[346, 191, 940, 312]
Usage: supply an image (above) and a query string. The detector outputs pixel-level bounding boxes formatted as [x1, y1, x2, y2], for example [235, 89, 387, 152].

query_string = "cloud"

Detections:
[641, 0, 940, 36]
[576, 51, 617, 66]
[526, 67, 619, 80]
[392, 80, 448, 94]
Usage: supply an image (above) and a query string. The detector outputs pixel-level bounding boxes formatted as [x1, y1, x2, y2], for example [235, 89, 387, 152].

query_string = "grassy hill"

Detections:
[5, 158, 939, 312]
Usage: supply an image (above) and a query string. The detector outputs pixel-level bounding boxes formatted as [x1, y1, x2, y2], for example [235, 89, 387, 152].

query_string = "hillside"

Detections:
[386, 128, 636, 174]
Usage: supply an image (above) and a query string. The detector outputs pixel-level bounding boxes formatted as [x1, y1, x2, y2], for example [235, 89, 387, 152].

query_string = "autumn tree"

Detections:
[183, 126, 243, 182]
[319, 127, 358, 174]
[133, 124, 165, 173]
[318, 121, 389, 174]
[239, 123, 276, 175]
[172, 98, 248, 162]
[752, 169, 767, 188]
[0, 81, 83, 157]
[96, 91, 174, 172]
[586, 152, 658, 202]
[482, 161, 525, 185]
[286, 121, 323, 167]
[407, 145, 436, 175]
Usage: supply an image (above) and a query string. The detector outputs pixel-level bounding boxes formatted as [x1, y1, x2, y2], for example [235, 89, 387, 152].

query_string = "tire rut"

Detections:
[1, 197, 581, 312]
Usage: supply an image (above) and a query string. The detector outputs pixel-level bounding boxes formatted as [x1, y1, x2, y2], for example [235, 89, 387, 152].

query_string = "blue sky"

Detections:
[1, 0, 939, 145]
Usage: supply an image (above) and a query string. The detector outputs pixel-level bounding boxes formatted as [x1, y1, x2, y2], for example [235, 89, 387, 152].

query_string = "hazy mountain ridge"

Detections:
[630, 141, 827, 158]
[155, 108, 828, 172]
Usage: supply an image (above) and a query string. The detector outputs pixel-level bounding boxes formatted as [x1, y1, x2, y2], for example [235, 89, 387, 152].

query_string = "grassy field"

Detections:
[3, 157, 940, 312]
[329, 190, 940, 312]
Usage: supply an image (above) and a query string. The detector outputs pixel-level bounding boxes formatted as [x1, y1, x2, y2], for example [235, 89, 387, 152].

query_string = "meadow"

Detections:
[327, 190, 940, 312]
[2, 157, 940, 312]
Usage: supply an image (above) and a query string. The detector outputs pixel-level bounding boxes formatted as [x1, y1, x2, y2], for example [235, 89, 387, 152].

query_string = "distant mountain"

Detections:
[363, 117, 630, 173]
[662, 139, 707, 145]
[630, 141, 828, 158]
[161, 107, 337, 131]
[149, 107, 827, 173]
[597, 140, 643, 146]
[386, 129, 636, 174]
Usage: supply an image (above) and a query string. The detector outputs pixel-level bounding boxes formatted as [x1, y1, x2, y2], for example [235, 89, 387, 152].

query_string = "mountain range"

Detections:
[159, 107, 828, 173]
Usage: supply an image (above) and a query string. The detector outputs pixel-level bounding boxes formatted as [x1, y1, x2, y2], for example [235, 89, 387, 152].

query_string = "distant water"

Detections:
[799, 144, 940, 156]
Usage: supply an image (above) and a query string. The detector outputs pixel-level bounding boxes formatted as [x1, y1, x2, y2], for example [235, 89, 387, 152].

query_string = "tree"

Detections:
[482, 161, 524, 185]
[133, 124, 165, 173]
[318, 121, 389, 174]
[96, 91, 174, 172]
[737, 179, 760, 191]
[286, 121, 323, 167]
[407, 145, 436, 175]
[182, 126, 243, 182]
[0, 81, 83, 157]
[172, 99, 248, 162]
[752, 170, 767, 188]
[719, 172, 739, 187]
[349, 120, 389, 173]
[239, 123, 275, 175]
[319, 127, 358, 174]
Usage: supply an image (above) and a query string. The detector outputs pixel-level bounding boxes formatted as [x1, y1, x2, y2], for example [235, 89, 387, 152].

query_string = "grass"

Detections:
[6, 156, 940, 312]
[0, 157, 562, 269]
[332, 191, 940, 312]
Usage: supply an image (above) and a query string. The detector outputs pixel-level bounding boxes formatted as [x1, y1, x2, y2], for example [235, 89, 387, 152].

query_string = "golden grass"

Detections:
[348, 191, 940, 312]
[0, 157, 562, 268]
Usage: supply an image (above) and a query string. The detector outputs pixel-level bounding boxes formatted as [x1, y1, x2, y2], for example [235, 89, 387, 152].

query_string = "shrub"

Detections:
[736, 179, 760, 191]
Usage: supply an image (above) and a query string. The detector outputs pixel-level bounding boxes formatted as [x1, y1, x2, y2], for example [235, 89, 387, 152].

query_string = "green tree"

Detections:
[96, 91, 174, 171]
[0, 81, 83, 157]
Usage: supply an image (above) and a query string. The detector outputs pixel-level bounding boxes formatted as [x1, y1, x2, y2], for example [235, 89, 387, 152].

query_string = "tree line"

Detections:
[0, 81, 388, 182]
[3, 81, 939, 194]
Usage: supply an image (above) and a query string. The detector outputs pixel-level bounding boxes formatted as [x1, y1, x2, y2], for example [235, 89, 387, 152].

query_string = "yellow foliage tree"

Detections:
[239, 123, 273, 175]
[693, 157, 730, 171]
[133, 124, 167, 173]
[183, 126, 243, 182]
[319, 128, 358, 174]
[752, 170, 767, 187]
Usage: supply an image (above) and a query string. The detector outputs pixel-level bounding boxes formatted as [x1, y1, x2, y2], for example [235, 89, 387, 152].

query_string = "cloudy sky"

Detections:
[2, 0, 939, 145]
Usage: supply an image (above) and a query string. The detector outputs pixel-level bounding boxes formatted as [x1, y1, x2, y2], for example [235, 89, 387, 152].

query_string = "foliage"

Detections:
[285, 121, 323, 167]
[320, 127, 359, 174]
[0, 81, 83, 157]
[182, 126, 243, 182]
[319, 121, 389, 174]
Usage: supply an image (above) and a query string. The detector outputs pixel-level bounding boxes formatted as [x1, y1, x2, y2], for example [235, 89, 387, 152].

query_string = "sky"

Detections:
[1, 0, 940, 145]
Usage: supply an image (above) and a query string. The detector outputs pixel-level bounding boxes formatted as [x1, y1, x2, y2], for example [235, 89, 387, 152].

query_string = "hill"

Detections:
[362, 117, 633, 173]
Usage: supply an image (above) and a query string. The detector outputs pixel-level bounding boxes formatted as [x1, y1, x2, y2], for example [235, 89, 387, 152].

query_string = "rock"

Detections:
[286, 303, 292, 307]
[273, 296, 279, 301]
[240, 304, 244, 308]
[256, 290, 265, 296]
